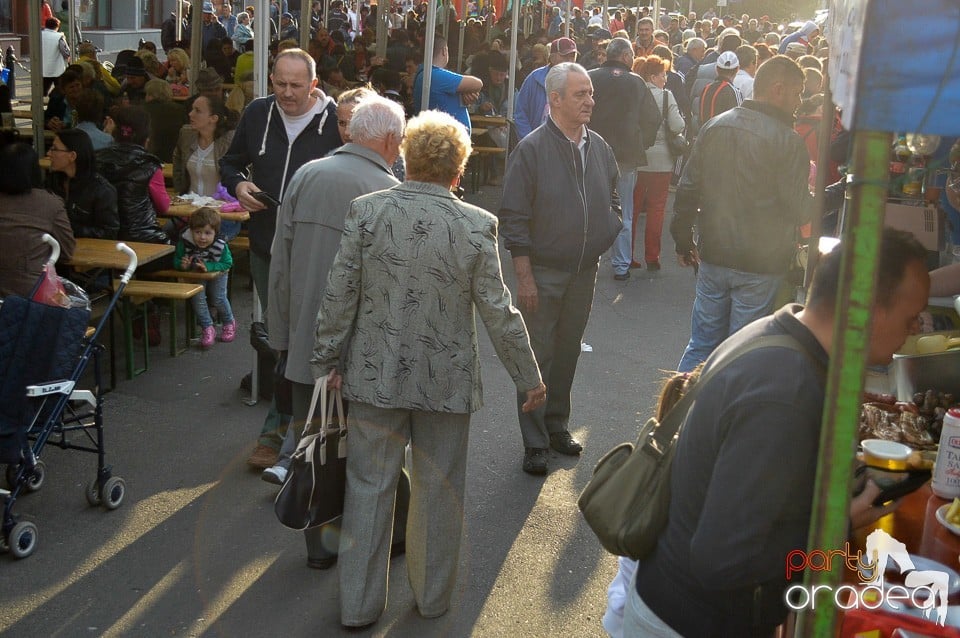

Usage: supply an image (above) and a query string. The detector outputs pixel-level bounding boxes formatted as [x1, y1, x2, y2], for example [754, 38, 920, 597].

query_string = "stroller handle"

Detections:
[41, 233, 60, 266]
[116, 243, 138, 284]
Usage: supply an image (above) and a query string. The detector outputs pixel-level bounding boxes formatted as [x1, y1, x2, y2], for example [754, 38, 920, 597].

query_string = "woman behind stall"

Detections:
[172, 95, 239, 240]
[47, 128, 119, 240]
[96, 106, 170, 246]
[0, 143, 76, 298]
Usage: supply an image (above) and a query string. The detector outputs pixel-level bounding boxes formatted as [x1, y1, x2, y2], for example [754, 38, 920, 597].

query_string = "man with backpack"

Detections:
[694, 50, 743, 132]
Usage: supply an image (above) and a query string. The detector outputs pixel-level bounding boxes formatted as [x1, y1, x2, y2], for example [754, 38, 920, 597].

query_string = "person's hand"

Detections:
[179, 256, 191, 270]
[235, 180, 267, 212]
[461, 90, 480, 105]
[516, 271, 539, 314]
[676, 247, 700, 268]
[326, 368, 343, 391]
[47, 116, 64, 132]
[520, 382, 547, 413]
[196, 260, 207, 272]
[480, 101, 494, 114]
[849, 479, 901, 530]
[102, 115, 115, 136]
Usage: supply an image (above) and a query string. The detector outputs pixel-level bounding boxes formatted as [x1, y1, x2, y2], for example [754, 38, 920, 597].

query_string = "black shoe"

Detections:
[613, 272, 630, 281]
[522, 447, 548, 475]
[307, 555, 337, 570]
[549, 431, 583, 456]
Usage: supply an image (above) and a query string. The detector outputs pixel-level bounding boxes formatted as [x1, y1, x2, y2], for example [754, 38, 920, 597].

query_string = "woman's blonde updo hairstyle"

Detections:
[401, 110, 472, 185]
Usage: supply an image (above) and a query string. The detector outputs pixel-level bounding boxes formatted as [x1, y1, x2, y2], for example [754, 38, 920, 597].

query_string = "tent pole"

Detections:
[190, 0, 202, 96]
[795, 129, 892, 638]
[376, 0, 389, 60]
[457, 0, 467, 72]
[564, 0, 571, 37]
[421, 0, 438, 113]
[505, 0, 520, 175]
[29, 0, 44, 156]
[802, 75, 837, 294]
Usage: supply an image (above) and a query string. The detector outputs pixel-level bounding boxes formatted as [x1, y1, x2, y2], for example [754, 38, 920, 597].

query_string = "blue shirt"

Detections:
[413, 65, 471, 133]
[76, 121, 114, 151]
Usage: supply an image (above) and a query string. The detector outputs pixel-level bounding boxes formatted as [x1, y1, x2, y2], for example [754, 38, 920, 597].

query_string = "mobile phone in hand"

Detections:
[251, 191, 281, 208]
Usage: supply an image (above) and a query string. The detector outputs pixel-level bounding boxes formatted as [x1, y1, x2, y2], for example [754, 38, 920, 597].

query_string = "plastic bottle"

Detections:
[932, 407, 960, 499]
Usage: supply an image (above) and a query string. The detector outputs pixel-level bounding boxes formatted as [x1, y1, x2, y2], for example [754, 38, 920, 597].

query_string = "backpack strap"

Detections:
[645, 334, 817, 456]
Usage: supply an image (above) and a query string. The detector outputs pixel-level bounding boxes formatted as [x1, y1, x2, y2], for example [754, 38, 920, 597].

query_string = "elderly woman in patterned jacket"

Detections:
[311, 110, 546, 630]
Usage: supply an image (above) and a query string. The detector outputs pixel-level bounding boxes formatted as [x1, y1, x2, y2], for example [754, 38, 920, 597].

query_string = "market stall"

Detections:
[798, 1, 960, 636]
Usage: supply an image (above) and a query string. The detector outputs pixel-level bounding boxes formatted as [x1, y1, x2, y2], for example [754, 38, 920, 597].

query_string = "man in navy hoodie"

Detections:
[220, 48, 340, 471]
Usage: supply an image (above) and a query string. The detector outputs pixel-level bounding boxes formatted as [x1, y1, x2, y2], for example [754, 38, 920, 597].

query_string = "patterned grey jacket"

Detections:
[311, 181, 542, 414]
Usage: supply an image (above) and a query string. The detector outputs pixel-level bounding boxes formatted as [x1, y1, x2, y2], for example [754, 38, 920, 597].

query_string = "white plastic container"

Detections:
[932, 407, 960, 499]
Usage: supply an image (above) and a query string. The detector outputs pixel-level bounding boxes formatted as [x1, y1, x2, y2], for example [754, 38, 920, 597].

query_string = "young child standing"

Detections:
[174, 206, 236, 348]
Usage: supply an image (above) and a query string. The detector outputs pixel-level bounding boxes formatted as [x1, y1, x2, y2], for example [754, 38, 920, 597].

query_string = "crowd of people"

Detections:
[2, 3, 944, 636]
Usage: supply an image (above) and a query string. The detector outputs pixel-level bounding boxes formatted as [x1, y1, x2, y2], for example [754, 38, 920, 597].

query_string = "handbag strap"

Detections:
[661, 89, 678, 136]
[646, 334, 817, 454]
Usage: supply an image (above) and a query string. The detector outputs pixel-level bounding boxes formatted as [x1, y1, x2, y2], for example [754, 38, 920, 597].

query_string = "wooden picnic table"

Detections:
[66, 238, 174, 270]
[161, 201, 250, 222]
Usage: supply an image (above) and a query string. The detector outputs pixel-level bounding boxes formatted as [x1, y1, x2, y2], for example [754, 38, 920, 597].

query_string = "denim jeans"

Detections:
[610, 169, 638, 275]
[191, 272, 234, 328]
[677, 261, 783, 372]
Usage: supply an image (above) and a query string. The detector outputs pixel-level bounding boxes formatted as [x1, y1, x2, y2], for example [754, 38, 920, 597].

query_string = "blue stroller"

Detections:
[0, 235, 137, 559]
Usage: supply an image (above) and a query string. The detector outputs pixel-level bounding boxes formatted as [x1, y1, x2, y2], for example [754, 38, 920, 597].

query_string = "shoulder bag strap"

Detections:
[648, 334, 816, 452]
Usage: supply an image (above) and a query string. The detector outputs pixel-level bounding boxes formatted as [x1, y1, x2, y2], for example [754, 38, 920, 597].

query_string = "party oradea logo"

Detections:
[784, 529, 949, 626]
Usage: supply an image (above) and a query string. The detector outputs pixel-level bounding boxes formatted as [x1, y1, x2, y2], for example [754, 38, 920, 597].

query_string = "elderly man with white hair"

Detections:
[266, 94, 407, 570]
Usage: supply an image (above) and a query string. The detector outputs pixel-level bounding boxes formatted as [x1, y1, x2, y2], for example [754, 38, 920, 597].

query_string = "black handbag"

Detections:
[274, 377, 347, 530]
[662, 90, 690, 159]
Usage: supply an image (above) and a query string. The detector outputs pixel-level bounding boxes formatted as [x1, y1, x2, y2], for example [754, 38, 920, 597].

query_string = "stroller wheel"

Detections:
[102, 476, 125, 510]
[85, 478, 102, 506]
[25, 461, 45, 493]
[9, 520, 38, 559]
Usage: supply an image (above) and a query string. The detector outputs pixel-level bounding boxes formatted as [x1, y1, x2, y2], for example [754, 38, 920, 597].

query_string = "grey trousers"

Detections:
[514, 263, 598, 449]
[338, 402, 470, 626]
[287, 384, 408, 562]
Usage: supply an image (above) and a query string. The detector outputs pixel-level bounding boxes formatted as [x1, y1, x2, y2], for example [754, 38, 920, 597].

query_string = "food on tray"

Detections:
[947, 498, 960, 526]
[858, 389, 955, 450]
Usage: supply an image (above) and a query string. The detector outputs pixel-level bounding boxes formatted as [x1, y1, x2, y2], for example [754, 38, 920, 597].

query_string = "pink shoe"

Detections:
[220, 320, 237, 343]
[200, 325, 216, 349]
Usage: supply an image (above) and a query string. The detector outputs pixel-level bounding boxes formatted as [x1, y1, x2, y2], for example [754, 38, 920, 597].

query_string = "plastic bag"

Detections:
[31, 263, 70, 308]
[30, 264, 91, 310]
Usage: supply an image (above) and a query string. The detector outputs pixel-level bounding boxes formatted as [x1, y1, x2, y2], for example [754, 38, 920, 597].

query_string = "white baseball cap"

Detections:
[717, 51, 740, 70]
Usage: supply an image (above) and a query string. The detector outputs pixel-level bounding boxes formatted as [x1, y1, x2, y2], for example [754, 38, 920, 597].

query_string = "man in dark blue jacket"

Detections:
[498, 62, 621, 476]
[220, 48, 340, 470]
[589, 37, 661, 280]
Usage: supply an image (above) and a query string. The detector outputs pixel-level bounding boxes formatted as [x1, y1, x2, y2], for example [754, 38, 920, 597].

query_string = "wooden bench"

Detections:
[114, 280, 203, 378]
[468, 146, 508, 193]
[227, 235, 251, 297]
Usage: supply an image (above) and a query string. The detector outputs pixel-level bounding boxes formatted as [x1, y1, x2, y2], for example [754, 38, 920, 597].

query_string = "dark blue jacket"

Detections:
[220, 94, 340, 257]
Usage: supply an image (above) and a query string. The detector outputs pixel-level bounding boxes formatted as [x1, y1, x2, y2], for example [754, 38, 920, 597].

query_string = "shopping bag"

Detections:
[31, 262, 69, 308]
[274, 376, 347, 530]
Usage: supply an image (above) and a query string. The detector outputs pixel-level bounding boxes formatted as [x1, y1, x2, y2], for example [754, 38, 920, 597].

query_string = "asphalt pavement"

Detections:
[0, 168, 696, 636]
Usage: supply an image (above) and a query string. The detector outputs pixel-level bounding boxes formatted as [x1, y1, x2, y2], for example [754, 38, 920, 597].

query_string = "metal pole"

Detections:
[457, 0, 466, 72]
[505, 0, 519, 175]
[323, 0, 330, 29]
[602, 0, 609, 30]
[254, 0, 270, 98]
[377, 0, 389, 60]
[564, 0, 571, 37]
[190, 0, 203, 96]
[300, 2, 311, 50]
[441, 0, 450, 41]
[177, 0, 184, 42]
[795, 130, 892, 638]
[420, 0, 437, 112]
[29, 0, 45, 156]
[67, 0, 76, 56]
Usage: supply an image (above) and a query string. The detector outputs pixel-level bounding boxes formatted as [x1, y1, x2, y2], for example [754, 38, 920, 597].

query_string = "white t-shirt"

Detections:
[277, 97, 322, 144]
[733, 69, 755, 101]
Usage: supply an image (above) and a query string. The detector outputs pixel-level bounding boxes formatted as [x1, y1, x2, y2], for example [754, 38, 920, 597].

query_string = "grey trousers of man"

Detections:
[339, 402, 469, 627]
[514, 263, 598, 449]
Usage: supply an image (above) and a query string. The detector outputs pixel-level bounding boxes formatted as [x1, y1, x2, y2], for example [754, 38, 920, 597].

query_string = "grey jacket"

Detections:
[311, 181, 542, 413]
[268, 144, 399, 384]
